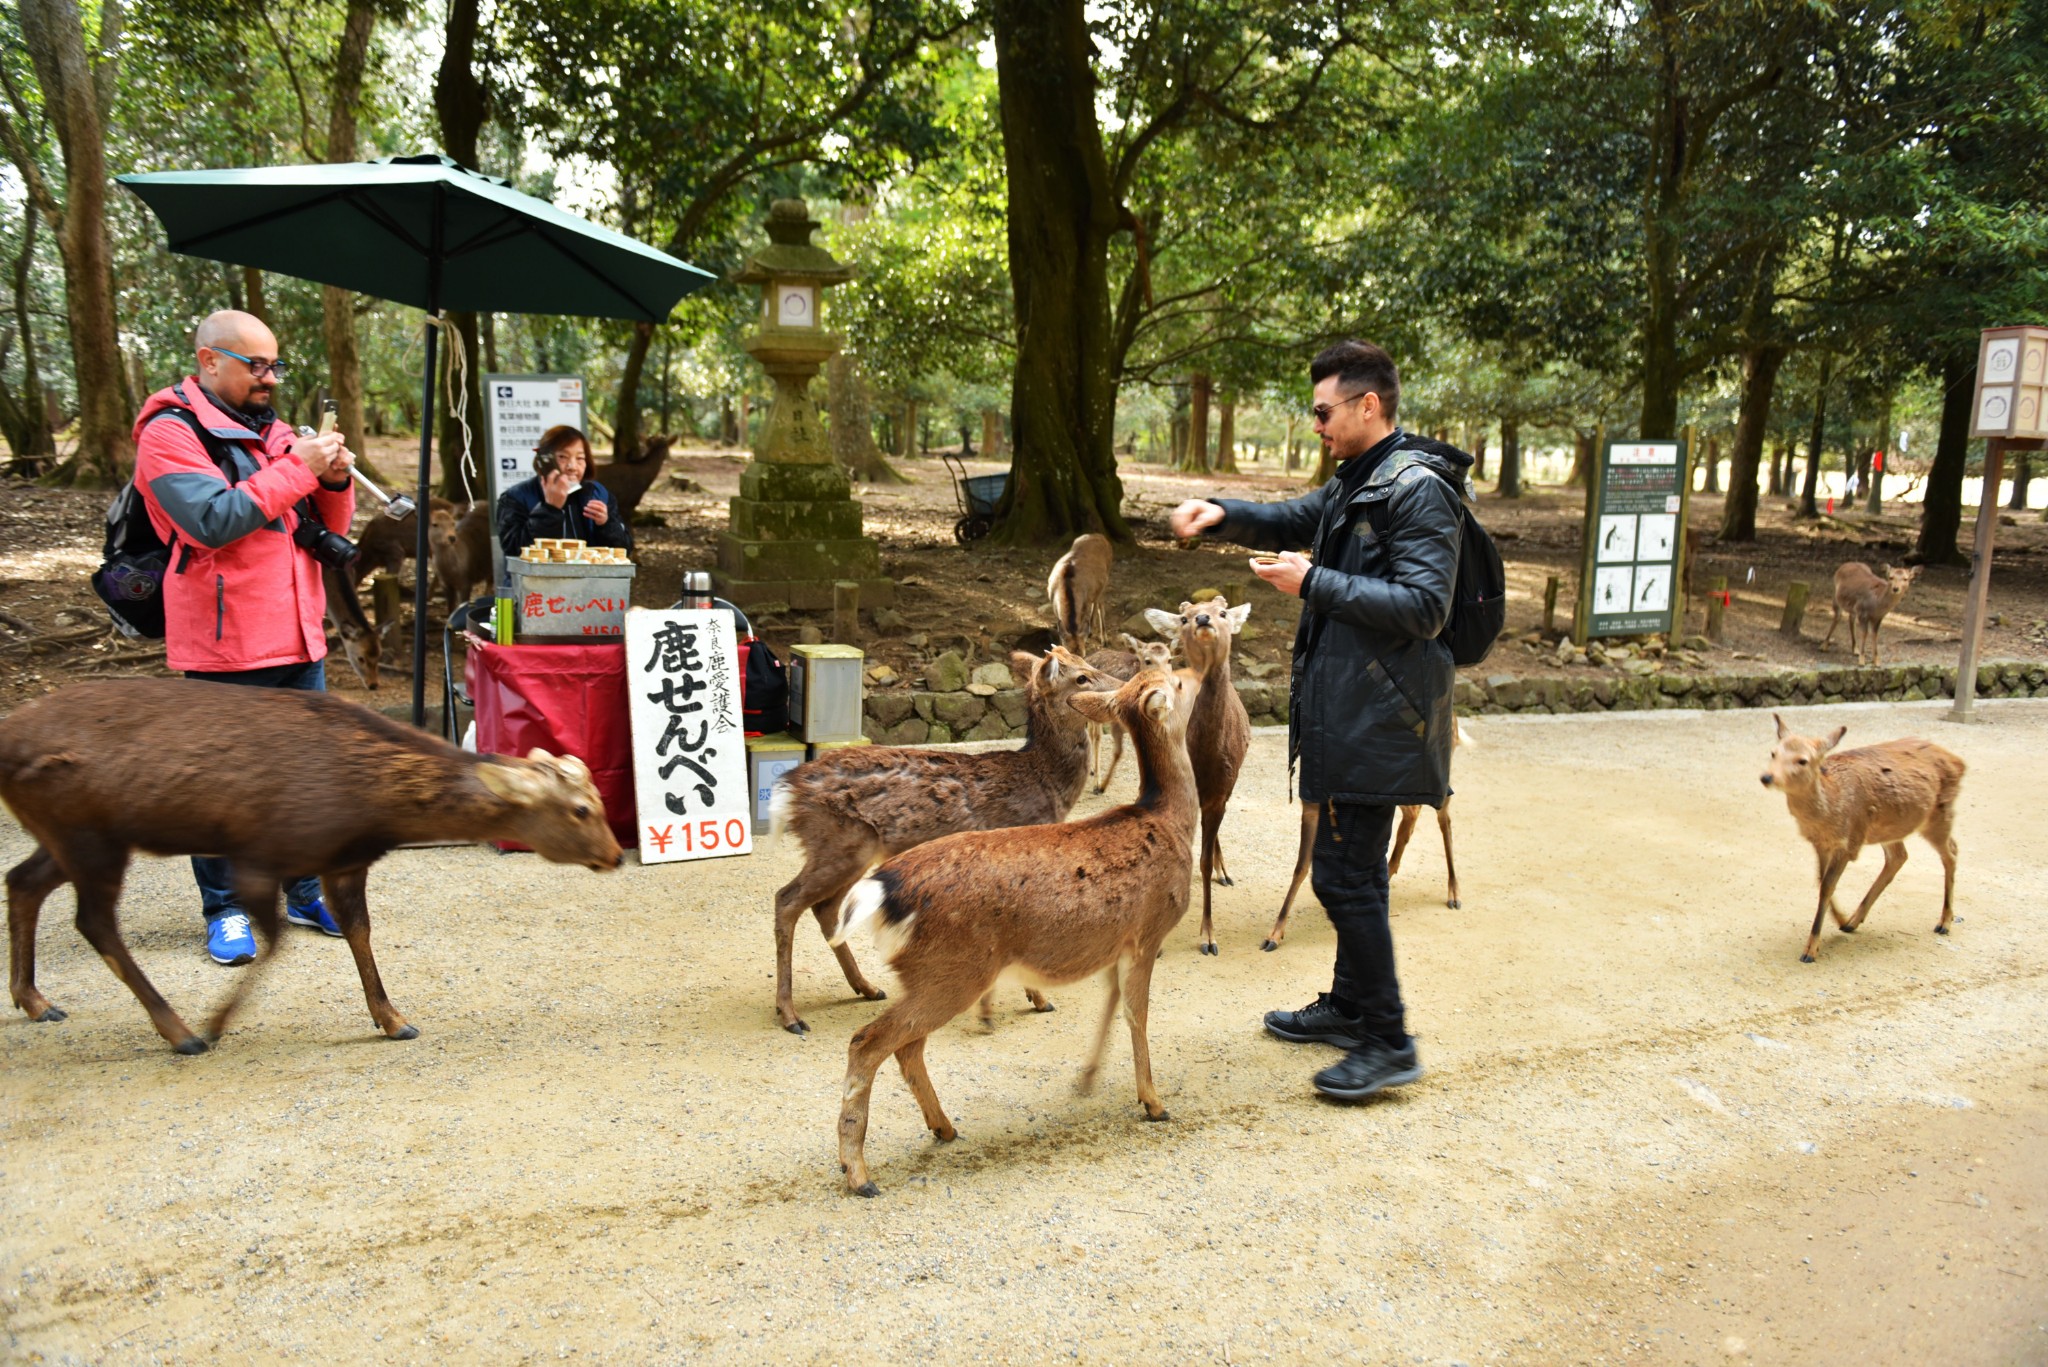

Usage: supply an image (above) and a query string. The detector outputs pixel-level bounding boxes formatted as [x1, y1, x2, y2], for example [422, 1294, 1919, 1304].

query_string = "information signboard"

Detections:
[625, 608, 753, 864]
[483, 373, 586, 583]
[1575, 437, 1693, 642]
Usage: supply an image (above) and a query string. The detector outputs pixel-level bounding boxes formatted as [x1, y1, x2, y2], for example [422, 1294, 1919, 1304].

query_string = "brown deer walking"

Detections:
[1760, 714, 1964, 962]
[590, 434, 673, 521]
[1821, 562, 1918, 665]
[433, 502, 494, 620]
[1, 680, 621, 1054]
[1048, 533, 1113, 654]
[323, 564, 380, 690]
[1265, 721, 1471, 950]
[766, 647, 1111, 1034]
[1082, 634, 1174, 793]
[1146, 597, 1250, 954]
[828, 667, 1198, 1196]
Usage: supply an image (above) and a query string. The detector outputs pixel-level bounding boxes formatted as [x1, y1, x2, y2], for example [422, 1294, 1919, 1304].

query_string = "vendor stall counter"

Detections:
[465, 637, 636, 848]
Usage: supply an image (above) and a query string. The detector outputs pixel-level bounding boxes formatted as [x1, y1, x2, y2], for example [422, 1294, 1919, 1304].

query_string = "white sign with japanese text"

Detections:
[625, 608, 753, 864]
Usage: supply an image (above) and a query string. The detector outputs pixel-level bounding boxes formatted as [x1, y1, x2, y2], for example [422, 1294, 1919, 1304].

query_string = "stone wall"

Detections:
[861, 658, 2048, 742]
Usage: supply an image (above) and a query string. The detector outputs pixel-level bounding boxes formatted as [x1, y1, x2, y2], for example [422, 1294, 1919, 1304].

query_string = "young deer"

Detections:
[1048, 533, 1113, 653]
[1146, 597, 1250, 955]
[767, 647, 1112, 1034]
[1822, 562, 1918, 665]
[828, 667, 1197, 1196]
[1265, 721, 1471, 950]
[1761, 714, 1964, 963]
[2, 679, 621, 1053]
[1082, 634, 1174, 793]
[323, 563, 380, 690]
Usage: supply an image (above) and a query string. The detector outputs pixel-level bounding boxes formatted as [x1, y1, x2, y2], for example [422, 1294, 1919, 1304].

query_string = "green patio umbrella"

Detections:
[119, 152, 718, 725]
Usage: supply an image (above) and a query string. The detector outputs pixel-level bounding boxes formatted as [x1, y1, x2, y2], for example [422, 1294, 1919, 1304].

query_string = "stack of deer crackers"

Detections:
[518, 538, 631, 566]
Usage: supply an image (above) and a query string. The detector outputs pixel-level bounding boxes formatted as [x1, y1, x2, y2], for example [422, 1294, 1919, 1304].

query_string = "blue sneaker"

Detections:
[285, 898, 343, 937]
[207, 913, 257, 966]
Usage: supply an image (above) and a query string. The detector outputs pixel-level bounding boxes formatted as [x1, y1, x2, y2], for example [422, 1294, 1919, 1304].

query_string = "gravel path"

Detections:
[3, 699, 2044, 1364]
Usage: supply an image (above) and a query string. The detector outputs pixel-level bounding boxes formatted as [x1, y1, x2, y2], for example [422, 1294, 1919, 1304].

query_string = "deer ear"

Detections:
[1821, 725, 1847, 755]
[477, 758, 545, 805]
[1773, 713, 1789, 739]
[550, 753, 592, 784]
[525, 747, 556, 763]
[1011, 650, 1038, 676]
[1225, 602, 1251, 630]
[1144, 682, 1174, 717]
[1878, 563, 1890, 576]
[1120, 632, 1143, 652]
[1067, 688, 1114, 723]
[1144, 608, 1180, 641]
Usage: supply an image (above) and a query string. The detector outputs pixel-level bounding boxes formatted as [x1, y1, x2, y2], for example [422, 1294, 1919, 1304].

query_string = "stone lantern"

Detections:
[714, 198, 891, 610]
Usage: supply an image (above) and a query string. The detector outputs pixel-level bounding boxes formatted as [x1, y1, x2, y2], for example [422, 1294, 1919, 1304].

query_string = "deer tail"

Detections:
[1455, 719, 1476, 749]
[830, 876, 890, 947]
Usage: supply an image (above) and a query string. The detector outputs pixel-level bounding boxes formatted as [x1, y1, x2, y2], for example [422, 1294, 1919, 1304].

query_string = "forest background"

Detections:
[3, 0, 2046, 560]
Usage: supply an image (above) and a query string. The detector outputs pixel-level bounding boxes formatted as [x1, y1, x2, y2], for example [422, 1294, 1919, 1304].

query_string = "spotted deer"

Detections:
[827, 666, 1197, 1196]
[1145, 597, 1250, 955]
[1265, 720, 1472, 950]
[1821, 562, 1918, 665]
[766, 647, 1112, 1034]
[1761, 714, 1964, 962]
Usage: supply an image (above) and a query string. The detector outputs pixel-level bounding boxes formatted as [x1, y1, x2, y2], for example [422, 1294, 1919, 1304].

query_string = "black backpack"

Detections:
[90, 407, 242, 640]
[1367, 439, 1508, 667]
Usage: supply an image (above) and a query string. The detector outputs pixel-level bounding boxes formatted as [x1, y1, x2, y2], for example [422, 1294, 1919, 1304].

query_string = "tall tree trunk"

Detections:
[1867, 388, 1891, 515]
[828, 352, 906, 483]
[0, 203, 58, 462]
[320, 0, 378, 479]
[2009, 453, 2031, 511]
[240, 266, 268, 324]
[1912, 351, 1974, 567]
[1284, 413, 1299, 471]
[1717, 344, 1783, 542]
[899, 399, 918, 459]
[1470, 428, 1487, 482]
[986, 0, 1129, 543]
[1701, 433, 1720, 493]
[435, 0, 489, 500]
[1566, 429, 1593, 487]
[1497, 418, 1523, 497]
[16, 0, 129, 486]
[1184, 372, 1212, 472]
[1767, 440, 1786, 496]
[1798, 352, 1832, 518]
[1212, 392, 1237, 473]
[611, 321, 653, 460]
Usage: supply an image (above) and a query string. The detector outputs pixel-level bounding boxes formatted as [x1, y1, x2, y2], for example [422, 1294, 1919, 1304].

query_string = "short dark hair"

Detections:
[1309, 340, 1399, 422]
[533, 424, 590, 475]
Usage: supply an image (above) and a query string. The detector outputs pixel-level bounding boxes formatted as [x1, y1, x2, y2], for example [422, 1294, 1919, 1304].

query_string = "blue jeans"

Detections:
[185, 660, 326, 921]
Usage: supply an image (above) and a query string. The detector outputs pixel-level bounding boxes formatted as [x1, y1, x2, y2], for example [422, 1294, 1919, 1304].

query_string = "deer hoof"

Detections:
[1144, 1109, 1171, 1123]
[1446, 898, 1462, 910]
[853, 1181, 881, 1198]
[1260, 939, 1279, 952]
[1199, 942, 1219, 956]
[33, 1005, 67, 1023]
[1799, 953, 1816, 964]
[785, 1019, 810, 1036]
[859, 987, 888, 1001]
[174, 1035, 211, 1055]
[1838, 924, 1856, 934]
[933, 1127, 958, 1142]
[1033, 1001, 1056, 1013]
[390, 1024, 420, 1040]
[1934, 924, 1950, 935]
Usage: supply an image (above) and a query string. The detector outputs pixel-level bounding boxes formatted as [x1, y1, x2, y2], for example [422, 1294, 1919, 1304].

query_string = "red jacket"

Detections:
[133, 380, 354, 673]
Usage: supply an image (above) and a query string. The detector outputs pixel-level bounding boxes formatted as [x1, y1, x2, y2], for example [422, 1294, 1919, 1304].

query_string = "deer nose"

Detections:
[1195, 614, 1211, 627]
[1759, 774, 1774, 787]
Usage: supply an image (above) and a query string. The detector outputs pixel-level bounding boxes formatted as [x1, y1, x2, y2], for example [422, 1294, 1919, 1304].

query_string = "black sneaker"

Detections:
[1313, 1039, 1423, 1102]
[1263, 994, 1372, 1049]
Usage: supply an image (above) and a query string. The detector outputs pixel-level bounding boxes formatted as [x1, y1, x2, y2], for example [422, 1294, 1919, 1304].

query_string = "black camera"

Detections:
[293, 497, 360, 570]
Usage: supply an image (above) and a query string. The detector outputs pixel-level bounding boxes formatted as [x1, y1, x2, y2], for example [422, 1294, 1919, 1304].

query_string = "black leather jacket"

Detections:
[1208, 429, 1471, 806]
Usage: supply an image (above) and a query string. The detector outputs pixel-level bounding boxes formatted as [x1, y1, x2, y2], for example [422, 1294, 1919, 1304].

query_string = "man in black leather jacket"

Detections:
[1169, 340, 1470, 1101]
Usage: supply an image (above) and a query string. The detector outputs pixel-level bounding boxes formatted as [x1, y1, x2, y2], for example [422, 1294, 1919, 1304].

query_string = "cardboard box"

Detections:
[788, 643, 865, 742]
[509, 560, 635, 639]
[746, 732, 807, 835]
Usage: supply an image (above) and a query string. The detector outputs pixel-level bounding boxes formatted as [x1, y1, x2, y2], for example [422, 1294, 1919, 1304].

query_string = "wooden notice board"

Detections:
[1574, 434, 1694, 643]
[625, 607, 753, 864]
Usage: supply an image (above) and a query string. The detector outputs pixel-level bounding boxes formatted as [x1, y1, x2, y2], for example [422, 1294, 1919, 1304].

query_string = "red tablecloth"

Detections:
[466, 638, 637, 847]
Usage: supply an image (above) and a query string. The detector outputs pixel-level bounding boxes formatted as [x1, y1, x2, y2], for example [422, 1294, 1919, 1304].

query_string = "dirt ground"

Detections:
[3, 697, 2045, 1364]
[4, 442, 2047, 713]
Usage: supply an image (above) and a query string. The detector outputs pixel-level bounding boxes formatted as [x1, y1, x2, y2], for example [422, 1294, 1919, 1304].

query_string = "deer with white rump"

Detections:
[767, 647, 1115, 1034]
[1082, 634, 1174, 792]
[828, 666, 1197, 1196]
[1761, 714, 1964, 963]
[1146, 596, 1250, 954]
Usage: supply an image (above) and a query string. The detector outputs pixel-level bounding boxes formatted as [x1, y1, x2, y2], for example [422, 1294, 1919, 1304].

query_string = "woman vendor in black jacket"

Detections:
[496, 424, 634, 557]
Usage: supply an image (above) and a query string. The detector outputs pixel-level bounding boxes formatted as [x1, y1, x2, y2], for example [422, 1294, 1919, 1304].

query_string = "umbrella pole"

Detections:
[412, 313, 439, 728]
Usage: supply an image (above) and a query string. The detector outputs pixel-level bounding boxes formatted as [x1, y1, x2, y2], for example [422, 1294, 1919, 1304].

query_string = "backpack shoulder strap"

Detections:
[148, 405, 246, 483]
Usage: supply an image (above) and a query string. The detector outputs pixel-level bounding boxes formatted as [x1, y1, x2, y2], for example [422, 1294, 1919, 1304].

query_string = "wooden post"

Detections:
[833, 580, 861, 644]
[1779, 581, 1810, 637]
[1705, 576, 1727, 642]
[1948, 437, 2020, 723]
[1542, 575, 1560, 637]
[1571, 423, 1606, 647]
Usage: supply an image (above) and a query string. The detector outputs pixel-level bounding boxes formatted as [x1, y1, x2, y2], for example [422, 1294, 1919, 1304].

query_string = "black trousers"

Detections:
[1310, 801, 1408, 1047]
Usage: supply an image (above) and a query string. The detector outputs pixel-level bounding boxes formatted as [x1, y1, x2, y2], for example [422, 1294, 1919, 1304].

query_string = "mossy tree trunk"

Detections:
[1212, 394, 1237, 473]
[1718, 344, 1784, 542]
[985, 0, 1129, 545]
[1912, 349, 1974, 567]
